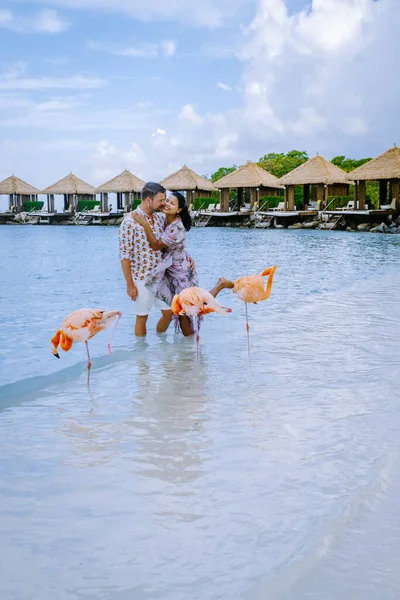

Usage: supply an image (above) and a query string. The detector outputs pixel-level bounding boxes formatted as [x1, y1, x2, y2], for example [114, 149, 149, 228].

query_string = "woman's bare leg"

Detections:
[208, 277, 234, 298]
[156, 310, 173, 333]
[179, 315, 194, 337]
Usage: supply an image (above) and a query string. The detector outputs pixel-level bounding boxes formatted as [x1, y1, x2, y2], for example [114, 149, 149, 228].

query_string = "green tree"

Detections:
[211, 166, 237, 183]
[331, 156, 379, 208]
[257, 150, 309, 177]
[331, 155, 372, 173]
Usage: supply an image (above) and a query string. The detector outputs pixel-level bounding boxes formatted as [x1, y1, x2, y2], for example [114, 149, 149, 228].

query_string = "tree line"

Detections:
[206, 150, 379, 208]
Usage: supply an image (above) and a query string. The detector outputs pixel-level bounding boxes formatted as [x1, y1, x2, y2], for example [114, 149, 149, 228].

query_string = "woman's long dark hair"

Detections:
[171, 191, 192, 231]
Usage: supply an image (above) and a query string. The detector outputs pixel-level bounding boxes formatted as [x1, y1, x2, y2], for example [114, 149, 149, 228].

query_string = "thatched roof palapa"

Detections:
[0, 175, 39, 195]
[279, 155, 349, 186]
[160, 165, 214, 192]
[216, 162, 283, 189]
[95, 169, 145, 194]
[41, 173, 95, 195]
[348, 146, 400, 181]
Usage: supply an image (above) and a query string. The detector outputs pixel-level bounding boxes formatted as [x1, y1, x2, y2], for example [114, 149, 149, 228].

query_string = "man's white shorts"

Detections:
[133, 281, 170, 316]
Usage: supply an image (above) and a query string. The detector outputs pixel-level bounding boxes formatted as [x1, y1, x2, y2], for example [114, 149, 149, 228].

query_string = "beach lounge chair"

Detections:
[343, 200, 355, 210]
[272, 202, 285, 211]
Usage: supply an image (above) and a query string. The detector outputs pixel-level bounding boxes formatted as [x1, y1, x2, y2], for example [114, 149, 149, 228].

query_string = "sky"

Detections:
[0, 0, 399, 193]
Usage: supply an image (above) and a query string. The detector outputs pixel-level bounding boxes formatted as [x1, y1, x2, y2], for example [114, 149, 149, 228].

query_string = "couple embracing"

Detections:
[118, 182, 233, 337]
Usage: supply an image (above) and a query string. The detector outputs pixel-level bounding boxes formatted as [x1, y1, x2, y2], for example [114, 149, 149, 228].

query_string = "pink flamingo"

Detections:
[171, 287, 232, 358]
[51, 308, 122, 387]
[233, 266, 277, 358]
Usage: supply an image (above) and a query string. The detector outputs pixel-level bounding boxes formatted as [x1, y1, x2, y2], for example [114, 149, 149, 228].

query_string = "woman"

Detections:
[132, 192, 233, 336]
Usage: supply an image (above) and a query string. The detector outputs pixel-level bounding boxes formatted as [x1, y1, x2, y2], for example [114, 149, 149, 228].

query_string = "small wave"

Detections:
[0, 348, 137, 410]
[250, 451, 396, 599]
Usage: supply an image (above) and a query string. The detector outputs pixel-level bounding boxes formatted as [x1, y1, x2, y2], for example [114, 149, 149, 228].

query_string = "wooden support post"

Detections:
[286, 185, 295, 211]
[47, 194, 55, 213]
[101, 192, 109, 212]
[303, 184, 310, 208]
[317, 184, 324, 209]
[237, 187, 243, 210]
[220, 188, 230, 212]
[354, 182, 358, 210]
[249, 188, 257, 209]
[392, 179, 400, 211]
[379, 179, 387, 207]
[358, 180, 366, 210]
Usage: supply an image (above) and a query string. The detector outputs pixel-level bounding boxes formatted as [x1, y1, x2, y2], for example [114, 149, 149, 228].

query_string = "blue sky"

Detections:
[0, 0, 399, 199]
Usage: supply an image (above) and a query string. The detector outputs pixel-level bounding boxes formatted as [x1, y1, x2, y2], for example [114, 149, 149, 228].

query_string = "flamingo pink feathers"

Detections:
[233, 266, 277, 358]
[51, 308, 122, 388]
[171, 287, 232, 358]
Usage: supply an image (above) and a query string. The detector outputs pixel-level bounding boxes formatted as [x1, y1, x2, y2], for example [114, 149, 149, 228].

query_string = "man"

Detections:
[118, 182, 172, 336]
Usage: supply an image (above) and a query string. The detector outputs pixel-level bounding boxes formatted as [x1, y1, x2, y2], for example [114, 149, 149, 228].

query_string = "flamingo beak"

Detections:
[52, 350, 60, 359]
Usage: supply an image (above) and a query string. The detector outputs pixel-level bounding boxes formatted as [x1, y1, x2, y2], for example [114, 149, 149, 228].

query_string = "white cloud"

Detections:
[237, 0, 400, 155]
[0, 10, 12, 24]
[2, 62, 28, 80]
[152, 128, 166, 137]
[215, 133, 239, 159]
[0, 8, 69, 33]
[162, 41, 176, 57]
[91, 140, 147, 183]
[36, 98, 82, 111]
[179, 104, 203, 126]
[88, 39, 176, 58]
[0, 74, 106, 91]
[44, 57, 70, 65]
[33, 9, 69, 33]
[1, 0, 400, 195]
[0, 94, 30, 109]
[23, 0, 250, 27]
[217, 82, 232, 91]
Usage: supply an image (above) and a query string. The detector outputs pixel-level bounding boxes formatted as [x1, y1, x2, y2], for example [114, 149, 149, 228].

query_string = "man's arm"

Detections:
[118, 217, 138, 301]
[132, 212, 166, 251]
[187, 253, 196, 272]
[121, 259, 138, 300]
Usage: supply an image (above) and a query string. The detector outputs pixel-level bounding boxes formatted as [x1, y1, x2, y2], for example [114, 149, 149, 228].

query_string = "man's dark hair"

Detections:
[141, 182, 165, 201]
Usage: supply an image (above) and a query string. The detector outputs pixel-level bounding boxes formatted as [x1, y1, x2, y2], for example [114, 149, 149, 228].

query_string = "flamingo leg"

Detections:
[194, 317, 200, 361]
[107, 314, 121, 354]
[245, 303, 251, 362]
[85, 341, 92, 389]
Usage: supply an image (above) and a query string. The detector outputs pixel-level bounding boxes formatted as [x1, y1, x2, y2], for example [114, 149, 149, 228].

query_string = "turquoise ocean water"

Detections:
[1, 225, 400, 599]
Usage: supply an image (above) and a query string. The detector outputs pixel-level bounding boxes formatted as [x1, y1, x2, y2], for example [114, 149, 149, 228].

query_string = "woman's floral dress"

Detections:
[146, 218, 197, 304]
[145, 218, 200, 331]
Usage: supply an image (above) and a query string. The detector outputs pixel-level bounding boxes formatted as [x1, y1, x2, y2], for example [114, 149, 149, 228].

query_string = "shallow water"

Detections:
[1, 225, 400, 600]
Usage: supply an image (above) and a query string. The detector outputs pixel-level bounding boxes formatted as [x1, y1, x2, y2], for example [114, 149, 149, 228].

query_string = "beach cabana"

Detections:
[95, 169, 145, 212]
[41, 173, 96, 213]
[279, 155, 350, 210]
[160, 165, 214, 207]
[0, 175, 40, 213]
[216, 162, 283, 212]
[348, 146, 400, 210]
